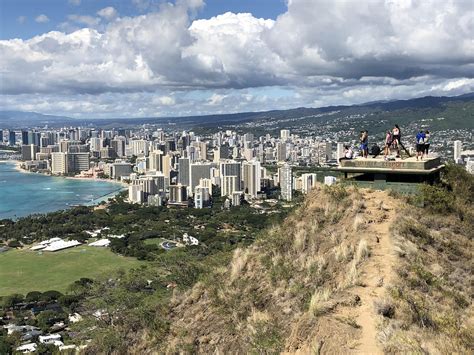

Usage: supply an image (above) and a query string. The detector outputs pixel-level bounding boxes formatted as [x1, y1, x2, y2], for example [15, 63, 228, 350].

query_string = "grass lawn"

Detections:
[143, 238, 165, 246]
[0, 246, 142, 296]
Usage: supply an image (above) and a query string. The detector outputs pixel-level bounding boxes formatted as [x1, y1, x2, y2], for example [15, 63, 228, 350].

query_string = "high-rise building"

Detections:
[301, 173, 317, 194]
[243, 133, 254, 144]
[169, 184, 188, 204]
[336, 142, 344, 161]
[242, 160, 261, 198]
[276, 142, 287, 162]
[28, 131, 40, 146]
[280, 129, 290, 142]
[111, 137, 126, 157]
[220, 160, 241, 191]
[162, 154, 172, 180]
[221, 175, 238, 197]
[232, 191, 243, 206]
[190, 162, 214, 191]
[454, 140, 462, 162]
[178, 157, 191, 186]
[8, 130, 16, 146]
[213, 147, 221, 163]
[68, 153, 90, 173]
[199, 178, 213, 195]
[89, 137, 102, 152]
[111, 162, 133, 179]
[279, 164, 293, 201]
[0, 130, 3, 143]
[51, 152, 68, 174]
[149, 150, 164, 172]
[21, 144, 39, 161]
[318, 142, 332, 164]
[21, 131, 29, 145]
[130, 139, 149, 156]
[194, 186, 210, 209]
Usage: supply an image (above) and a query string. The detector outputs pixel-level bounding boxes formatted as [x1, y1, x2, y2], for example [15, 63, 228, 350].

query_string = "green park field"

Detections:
[0, 246, 142, 296]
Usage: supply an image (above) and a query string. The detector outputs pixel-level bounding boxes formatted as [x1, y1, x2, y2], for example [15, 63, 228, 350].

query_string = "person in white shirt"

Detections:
[339, 146, 353, 163]
[424, 130, 430, 156]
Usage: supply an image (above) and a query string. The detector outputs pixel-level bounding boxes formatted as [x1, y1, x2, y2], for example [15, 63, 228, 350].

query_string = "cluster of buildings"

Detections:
[2, 125, 472, 210]
[3, 126, 334, 206]
[453, 140, 474, 174]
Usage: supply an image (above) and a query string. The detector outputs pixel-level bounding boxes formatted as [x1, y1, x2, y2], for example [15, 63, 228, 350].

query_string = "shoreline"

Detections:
[0, 161, 128, 220]
[8, 160, 128, 188]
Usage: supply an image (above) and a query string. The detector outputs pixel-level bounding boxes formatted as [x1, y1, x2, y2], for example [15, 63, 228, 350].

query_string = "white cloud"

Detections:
[97, 7, 118, 21]
[153, 96, 176, 105]
[68, 0, 81, 5]
[17, 16, 27, 24]
[207, 93, 226, 105]
[67, 14, 100, 27]
[35, 14, 50, 23]
[1, 0, 473, 117]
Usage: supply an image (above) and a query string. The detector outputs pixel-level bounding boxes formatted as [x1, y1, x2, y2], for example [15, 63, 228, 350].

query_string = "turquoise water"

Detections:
[0, 162, 124, 219]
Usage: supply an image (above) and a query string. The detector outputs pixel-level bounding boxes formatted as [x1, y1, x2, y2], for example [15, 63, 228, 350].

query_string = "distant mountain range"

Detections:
[0, 92, 473, 130]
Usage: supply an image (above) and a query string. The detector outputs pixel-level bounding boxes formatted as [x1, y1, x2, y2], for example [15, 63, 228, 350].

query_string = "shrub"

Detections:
[418, 184, 455, 213]
[374, 298, 395, 318]
[325, 184, 349, 202]
[40, 290, 63, 302]
[25, 291, 42, 303]
[1, 293, 24, 308]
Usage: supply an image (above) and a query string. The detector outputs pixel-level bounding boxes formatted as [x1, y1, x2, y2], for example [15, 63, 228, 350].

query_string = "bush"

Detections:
[418, 184, 455, 213]
[7, 240, 21, 248]
[39, 290, 63, 302]
[374, 298, 395, 318]
[25, 291, 42, 303]
[2, 293, 24, 308]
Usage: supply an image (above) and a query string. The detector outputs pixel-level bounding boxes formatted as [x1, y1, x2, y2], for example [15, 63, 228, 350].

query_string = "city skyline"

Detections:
[1, 0, 473, 119]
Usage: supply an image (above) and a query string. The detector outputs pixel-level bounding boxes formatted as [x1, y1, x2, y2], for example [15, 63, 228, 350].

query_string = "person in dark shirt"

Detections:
[415, 130, 426, 160]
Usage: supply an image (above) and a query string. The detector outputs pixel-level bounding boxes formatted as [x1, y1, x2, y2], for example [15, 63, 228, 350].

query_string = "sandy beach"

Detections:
[10, 160, 128, 187]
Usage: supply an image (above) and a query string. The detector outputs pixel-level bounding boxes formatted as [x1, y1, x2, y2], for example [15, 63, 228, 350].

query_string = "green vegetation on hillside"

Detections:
[378, 165, 474, 353]
[0, 247, 141, 295]
[0, 165, 472, 353]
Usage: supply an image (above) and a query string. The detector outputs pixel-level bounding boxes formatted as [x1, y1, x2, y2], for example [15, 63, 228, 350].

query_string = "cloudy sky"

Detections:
[0, 0, 473, 118]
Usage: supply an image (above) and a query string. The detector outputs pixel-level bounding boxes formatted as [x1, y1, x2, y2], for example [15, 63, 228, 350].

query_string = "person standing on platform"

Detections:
[424, 130, 430, 157]
[384, 130, 392, 158]
[392, 124, 401, 158]
[359, 130, 369, 158]
[416, 130, 426, 160]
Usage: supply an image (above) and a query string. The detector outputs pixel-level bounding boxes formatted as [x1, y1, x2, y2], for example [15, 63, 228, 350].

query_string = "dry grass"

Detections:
[308, 288, 331, 316]
[377, 208, 473, 354]
[353, 214, 365, 231]
[355, 239, 370, 264]
[230, 248, 249, 281]
[161, 186, 391, 353]
[334, 243, 354, 262]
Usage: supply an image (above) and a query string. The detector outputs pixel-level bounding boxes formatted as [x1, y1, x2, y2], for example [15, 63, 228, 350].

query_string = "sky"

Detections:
[0, 0, 473, 118]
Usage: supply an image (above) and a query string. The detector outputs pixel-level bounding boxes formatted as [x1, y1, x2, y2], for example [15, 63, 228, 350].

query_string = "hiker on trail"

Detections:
[384, 130, 392, 158]
[359, 130, 369, 158]
[339, 145, 353, 162]
[424, 130, 430, 157]
[416, 130, 426, 160]
[392, 124, 401, 157]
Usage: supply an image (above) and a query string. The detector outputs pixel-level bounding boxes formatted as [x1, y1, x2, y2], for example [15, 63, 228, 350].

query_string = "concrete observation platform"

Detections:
[334, 156, 445, 193]
[337, 156, 444, 175]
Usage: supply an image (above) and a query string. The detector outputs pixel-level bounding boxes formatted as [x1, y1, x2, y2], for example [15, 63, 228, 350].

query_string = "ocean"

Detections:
[0, 162, 125, 219]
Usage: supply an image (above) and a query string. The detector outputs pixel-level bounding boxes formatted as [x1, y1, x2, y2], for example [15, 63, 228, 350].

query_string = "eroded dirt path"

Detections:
[352, 190, 399, 354]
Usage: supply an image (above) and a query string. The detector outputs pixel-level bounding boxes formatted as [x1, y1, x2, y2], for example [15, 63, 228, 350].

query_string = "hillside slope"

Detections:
[158, 187, 393, 353]
[150, 185, 473, 354]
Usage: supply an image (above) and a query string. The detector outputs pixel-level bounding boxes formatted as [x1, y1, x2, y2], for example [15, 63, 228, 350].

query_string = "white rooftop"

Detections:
[43, 240, 81, 252]
[89, 239, 110, 247]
